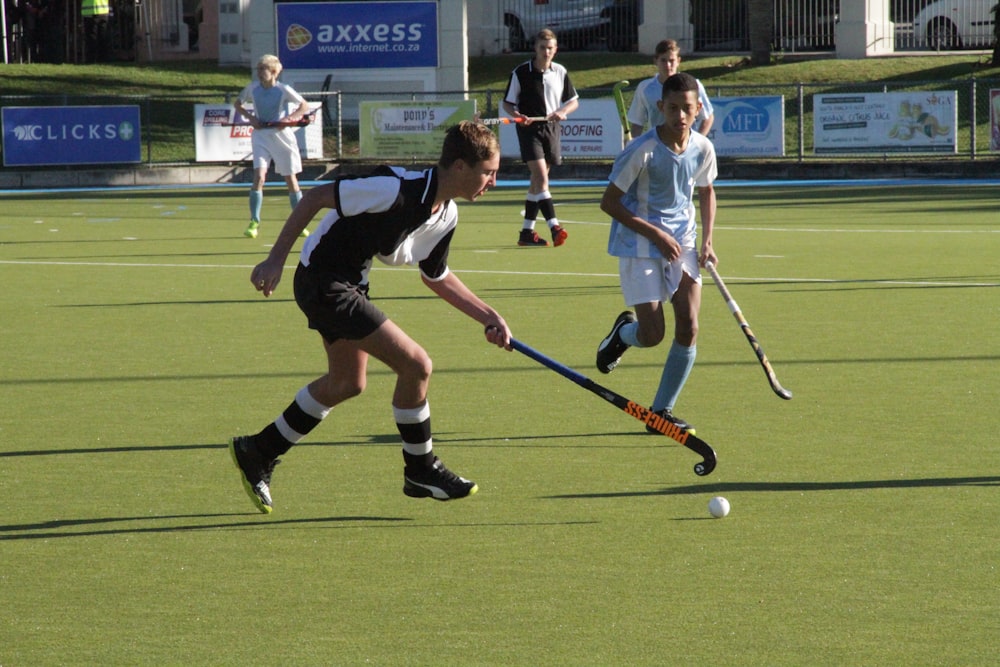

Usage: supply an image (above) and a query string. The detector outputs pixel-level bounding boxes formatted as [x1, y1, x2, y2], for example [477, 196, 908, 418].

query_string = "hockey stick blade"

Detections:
[705, 262, 793, 400]
[510, 338, 716, 476]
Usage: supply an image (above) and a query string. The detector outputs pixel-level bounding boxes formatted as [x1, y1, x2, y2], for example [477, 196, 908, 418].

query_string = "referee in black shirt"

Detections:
[503, 28, 579, 247]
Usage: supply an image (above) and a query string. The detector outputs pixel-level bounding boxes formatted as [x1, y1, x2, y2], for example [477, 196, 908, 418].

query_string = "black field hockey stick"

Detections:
[612, 80, 631, 143]
[510, 338, 716, 476]
[704, 261, 793, 400]
[224, 109, 318, 128]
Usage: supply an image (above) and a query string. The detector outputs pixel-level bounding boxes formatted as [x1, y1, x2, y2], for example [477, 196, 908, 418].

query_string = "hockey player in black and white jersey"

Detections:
[230, 121, 510, 513]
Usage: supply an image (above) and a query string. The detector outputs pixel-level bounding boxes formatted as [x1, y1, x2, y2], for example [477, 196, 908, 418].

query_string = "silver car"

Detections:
[499, 0, 611, 51]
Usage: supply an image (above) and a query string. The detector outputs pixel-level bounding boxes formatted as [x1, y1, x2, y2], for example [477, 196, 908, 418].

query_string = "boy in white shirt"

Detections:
[627, 39, 714, 140]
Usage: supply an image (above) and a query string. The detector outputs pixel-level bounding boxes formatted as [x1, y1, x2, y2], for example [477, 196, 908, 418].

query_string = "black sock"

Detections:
[523, 199, 539, 225]
[538, 197, 556, 222]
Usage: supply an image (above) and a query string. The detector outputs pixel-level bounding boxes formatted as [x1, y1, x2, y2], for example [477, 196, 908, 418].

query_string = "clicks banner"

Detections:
[2, 106, 141, 167]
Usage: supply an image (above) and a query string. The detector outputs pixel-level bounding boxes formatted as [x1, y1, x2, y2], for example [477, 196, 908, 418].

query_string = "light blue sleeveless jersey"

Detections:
[607, 128, 717, 258]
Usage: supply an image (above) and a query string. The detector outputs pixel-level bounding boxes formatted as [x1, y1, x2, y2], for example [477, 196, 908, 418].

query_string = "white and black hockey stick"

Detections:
[704, 261, 793, 400]
[510, 338, 717, 476]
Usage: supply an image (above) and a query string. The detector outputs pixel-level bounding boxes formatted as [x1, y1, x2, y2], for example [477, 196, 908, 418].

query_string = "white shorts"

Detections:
[251, 128, 302, 176]
[618, 250, 701, 307]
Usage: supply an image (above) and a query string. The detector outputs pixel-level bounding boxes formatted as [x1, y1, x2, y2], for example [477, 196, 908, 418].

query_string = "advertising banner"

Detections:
[2, 105, 141, 167]
[499, 99, 625, 159]
[709, 96, 785, 157]
[991, 89, 1000, 151]
[814, 91, 957, 154]
[359, 100, 476, 158]
[194, 104, 323, 162]
[276, 1, 438, 70]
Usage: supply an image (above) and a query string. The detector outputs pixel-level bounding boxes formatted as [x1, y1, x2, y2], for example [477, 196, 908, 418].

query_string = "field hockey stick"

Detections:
[224, 109, 318, 128]
[612, 80, 631, 143]
[477, 116, 549, 126]
[704, 261, 793, 400]
[510, 338, 716, 476]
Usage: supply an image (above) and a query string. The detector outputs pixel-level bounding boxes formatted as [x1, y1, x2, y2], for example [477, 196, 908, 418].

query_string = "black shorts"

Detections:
[293, 264, 387, 343]
[516, 122, 562, 165]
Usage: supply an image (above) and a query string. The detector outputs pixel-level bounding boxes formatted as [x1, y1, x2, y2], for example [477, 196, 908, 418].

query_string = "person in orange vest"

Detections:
[81, 0, 110, 62]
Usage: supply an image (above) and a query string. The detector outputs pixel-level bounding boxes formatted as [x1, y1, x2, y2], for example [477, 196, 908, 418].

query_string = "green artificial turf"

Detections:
[1, 182, 997, 664]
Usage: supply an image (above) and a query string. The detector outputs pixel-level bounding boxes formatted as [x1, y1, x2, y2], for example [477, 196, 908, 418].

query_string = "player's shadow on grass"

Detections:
[545, 476, 1000, 500]
[0, 513, 413, 541]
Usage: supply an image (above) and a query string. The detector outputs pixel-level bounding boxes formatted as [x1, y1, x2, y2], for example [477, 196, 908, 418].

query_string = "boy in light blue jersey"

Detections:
[235, 54, 312, 239]
[596, 72, 718, 434]
[627, 39, 713, 141]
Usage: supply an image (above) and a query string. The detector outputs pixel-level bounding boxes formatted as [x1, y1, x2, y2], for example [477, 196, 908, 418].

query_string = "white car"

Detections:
[499, 0, 611, 51]
[912, 0, 996, 49]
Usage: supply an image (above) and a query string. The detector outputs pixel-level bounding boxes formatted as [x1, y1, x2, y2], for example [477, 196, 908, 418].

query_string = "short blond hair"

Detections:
[256, 54, 282, 75]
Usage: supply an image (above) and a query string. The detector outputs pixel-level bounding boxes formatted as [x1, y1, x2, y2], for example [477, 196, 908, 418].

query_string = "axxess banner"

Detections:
[2, 106, 141, 167]
[276, 1, 438, 70]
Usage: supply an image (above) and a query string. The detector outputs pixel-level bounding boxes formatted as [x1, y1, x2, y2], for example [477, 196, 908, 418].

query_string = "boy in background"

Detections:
[235, 54, 311, 239]
[502, 28, 579, 247]
[627, 39, 714, 140]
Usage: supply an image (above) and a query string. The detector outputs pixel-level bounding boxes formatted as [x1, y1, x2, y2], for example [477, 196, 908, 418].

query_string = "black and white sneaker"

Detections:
[403, 456, 478, 501]
[230, 435, 280, 514]
[596, 310, 636, 374]
[645, 408, 696, 436]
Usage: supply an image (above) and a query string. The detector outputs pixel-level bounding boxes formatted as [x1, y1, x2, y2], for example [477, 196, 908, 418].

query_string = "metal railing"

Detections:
[1, 78, 998, 169]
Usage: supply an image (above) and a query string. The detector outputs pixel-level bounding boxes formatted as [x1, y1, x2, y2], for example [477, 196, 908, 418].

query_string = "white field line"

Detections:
[557, 219, 999, 234]
[1, 259, 996, 287]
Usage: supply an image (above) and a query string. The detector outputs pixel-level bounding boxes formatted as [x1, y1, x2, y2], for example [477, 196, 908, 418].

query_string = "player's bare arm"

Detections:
[697, 183, 718, 266]
[550, 98, 579, 122]
[250, 183, 338, 297]
[600, 184, 683, 261]
[233, 100, 261, 129]
[422, 272, 511, 349]
[288, 99, 310, 123]
[698, 114, 715, 136]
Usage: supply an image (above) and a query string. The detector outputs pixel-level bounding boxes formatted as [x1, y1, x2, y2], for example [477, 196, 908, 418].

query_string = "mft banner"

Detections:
[276, 1, 438, 70]
[2, 106, 141, 167]
[708, 96, 785, 157]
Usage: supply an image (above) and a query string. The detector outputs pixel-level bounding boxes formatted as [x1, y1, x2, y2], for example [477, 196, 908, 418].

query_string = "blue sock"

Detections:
[289, 190, 302, 209]
[651, 341, 696, 411]
[249, 190, 263, 222]
[620, 321, 641, 348]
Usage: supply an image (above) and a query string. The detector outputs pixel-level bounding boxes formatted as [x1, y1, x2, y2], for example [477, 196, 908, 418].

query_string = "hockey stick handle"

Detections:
[510, 338, 716, 476]
[612, 80, 631, 143]
[477, 116, 550, 126]
[225, 109, 318, 128]
[704, 262, 793, 400]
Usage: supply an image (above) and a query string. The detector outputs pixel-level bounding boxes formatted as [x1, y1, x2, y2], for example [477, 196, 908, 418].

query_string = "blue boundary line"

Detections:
[2, 177, 999, 196]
